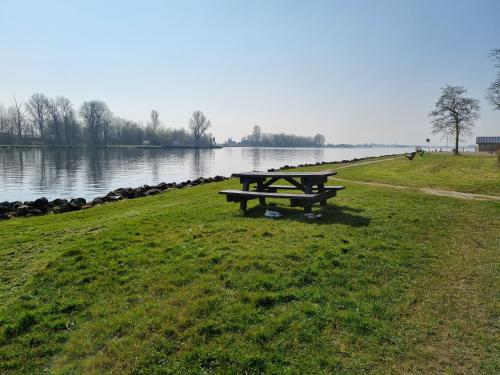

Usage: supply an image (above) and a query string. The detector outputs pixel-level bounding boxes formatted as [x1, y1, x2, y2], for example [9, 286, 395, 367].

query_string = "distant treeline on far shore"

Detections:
[0, 93, 215, 147]
[226, 125, 327, 148]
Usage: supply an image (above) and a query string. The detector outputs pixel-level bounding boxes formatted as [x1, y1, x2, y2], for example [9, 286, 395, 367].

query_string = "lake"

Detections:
[0, 146, 414, 202]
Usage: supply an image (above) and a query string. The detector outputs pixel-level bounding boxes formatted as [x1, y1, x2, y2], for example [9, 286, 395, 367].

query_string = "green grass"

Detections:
[335, 152, 500, 196]
[0, 154, 499, 374]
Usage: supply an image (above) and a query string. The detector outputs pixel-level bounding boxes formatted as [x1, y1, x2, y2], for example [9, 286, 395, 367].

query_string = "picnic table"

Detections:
[219, 171, 345, 213]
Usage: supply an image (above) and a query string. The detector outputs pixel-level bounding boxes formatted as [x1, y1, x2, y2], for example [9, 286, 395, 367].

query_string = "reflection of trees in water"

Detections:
[251, 147, 261, 170]
[1, 148, 86, 196]
[240, 147, 262, 171]
[85, 148, 109, 187]
[192, 149, 214, 177]
[141, 149, 165, 183]
[240, 147, 326, 171]
[0, 148, 25, 188]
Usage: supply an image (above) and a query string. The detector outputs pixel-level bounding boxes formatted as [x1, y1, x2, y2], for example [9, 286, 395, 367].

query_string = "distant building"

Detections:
[476, 137, 500, 152]
[142, 140, 150, 145]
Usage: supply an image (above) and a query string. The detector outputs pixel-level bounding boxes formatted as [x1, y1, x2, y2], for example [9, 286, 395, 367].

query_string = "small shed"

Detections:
[476, 137, 500, 152]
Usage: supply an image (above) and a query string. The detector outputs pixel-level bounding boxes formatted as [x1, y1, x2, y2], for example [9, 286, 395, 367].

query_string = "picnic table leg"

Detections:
[256, 181, 266, 206]
[303, 179, 313, 213]
[240, 180, 250, 211]
[318, 183, 327, 207]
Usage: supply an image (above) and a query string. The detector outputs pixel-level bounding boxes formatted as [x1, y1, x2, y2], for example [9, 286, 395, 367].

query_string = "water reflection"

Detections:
[0, 146, 413, 201]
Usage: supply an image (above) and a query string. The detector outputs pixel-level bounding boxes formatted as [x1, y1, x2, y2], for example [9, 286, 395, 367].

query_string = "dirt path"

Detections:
[337, 156, 401, 169]
[332, 177, 500, 202]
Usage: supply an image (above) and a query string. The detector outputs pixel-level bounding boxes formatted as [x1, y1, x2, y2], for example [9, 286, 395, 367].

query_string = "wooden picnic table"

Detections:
[219, 170, 345, 213]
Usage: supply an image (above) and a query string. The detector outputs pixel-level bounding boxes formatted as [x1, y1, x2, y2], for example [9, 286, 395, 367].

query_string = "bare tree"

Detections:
[56, 97, 77, 144]
[8, 95, 25, 143]
[0, 103, 10, 140]
[430, 85, 480, 155]
[25, 93, 49, 139]
[486, 49, 500, 110]
[150, 109, 161, 130]
[47, 98, 63, 143]
[79, 100, 112, 145]
[251, 125, 262, 145]
[189, 110, 211, 147]
[313, 133, 326, 146]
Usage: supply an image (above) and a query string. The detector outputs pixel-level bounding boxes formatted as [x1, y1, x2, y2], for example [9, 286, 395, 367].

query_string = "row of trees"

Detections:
[429, 49, 499, 154]
[0, 94, 213, 147]
[240, 125, 326, 147]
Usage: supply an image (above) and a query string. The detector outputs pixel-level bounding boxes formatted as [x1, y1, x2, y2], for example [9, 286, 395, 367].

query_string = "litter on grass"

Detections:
[304, 213, 322, 220]
[264, 210, 283, 218]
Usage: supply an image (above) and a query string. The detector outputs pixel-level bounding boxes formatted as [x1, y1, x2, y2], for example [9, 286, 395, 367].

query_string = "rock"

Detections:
[32, 197, 50, 212]
[28, 208, 42, 216]
[58, 203, 72, 213]
[15, 205, 31, 216]
[32, 197, 49, 209]
[145, 188, 161, 196]
[103, 195, 122, 202]
[59, 198, 87, 212]
[11, 201, 22, 210]
[91, 197, 104, 205]
[50, 198, 68, 207]
[133, 187, 146, 197]
[112, 187, 135, 199]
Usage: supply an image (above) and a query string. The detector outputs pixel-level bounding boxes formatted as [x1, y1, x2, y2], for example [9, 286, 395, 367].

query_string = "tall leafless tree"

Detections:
[55, 97, 77, 144]
[189, 111, 211, 147]
[25, 93, 49, 139]
[47, 98, 64, 143]
[0, 103, 10, 140]
[486, 48, 500, 110]
[313, 133, 326, 146]
[79, 100, 112, 145]
[430, 85, 480, 155]
[150, 109, 161, 130]
[8, 95, 25, 143]
[251, 125, 262, 145]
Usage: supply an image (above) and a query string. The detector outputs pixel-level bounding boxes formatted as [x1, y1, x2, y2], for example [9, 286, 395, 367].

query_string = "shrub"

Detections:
[497, 149, 500, 163]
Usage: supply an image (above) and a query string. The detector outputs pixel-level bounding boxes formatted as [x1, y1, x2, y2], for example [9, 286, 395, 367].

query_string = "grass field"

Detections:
[336, 152, 500, 196]
[0, 153, 498, 374]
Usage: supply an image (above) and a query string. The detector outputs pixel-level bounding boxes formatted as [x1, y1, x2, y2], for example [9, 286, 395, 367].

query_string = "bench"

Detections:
[219, 188, 342, 213]
[405, 151, 417, 160]
[262, 185, 345, 192]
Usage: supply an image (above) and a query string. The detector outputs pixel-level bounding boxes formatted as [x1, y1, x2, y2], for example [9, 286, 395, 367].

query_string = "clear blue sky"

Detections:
[1, 0, 499, 144]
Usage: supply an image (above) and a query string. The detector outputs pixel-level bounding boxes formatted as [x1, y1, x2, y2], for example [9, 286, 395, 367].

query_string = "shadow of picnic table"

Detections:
[242, 204, 371, 227]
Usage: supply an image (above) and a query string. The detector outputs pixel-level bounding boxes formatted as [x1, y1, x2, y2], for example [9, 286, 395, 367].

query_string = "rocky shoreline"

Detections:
[0, 154, 399, 221]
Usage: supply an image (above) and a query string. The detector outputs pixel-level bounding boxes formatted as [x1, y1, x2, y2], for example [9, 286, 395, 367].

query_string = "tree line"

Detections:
[239, 125, 326, 147]
[429, 48, 499, 154]
[0, 94, 213, 147]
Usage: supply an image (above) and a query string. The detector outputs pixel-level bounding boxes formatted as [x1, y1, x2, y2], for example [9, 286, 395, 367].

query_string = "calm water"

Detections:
[0, 147, 414, 201]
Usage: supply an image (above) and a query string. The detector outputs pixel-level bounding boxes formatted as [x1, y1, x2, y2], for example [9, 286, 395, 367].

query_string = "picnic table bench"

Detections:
[219, 171, 345, 213]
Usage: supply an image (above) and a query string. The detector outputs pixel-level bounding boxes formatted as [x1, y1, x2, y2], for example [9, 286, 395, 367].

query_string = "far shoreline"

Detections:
[0, 144, 223, 150]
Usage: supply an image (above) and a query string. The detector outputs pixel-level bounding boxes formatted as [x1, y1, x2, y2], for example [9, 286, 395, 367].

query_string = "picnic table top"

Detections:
[232, 171, 337, 178]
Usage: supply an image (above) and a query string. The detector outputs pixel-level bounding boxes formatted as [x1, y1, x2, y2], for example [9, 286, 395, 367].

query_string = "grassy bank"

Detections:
[0, 154, 498, 374]
[336, 152, 500, 196]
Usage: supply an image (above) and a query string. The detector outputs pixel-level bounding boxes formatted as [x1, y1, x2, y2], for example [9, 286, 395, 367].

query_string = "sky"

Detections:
[1, 0, 499, 145]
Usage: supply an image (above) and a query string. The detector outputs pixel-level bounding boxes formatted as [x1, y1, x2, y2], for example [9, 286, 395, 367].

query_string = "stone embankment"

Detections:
[0, 176, 228, 220]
